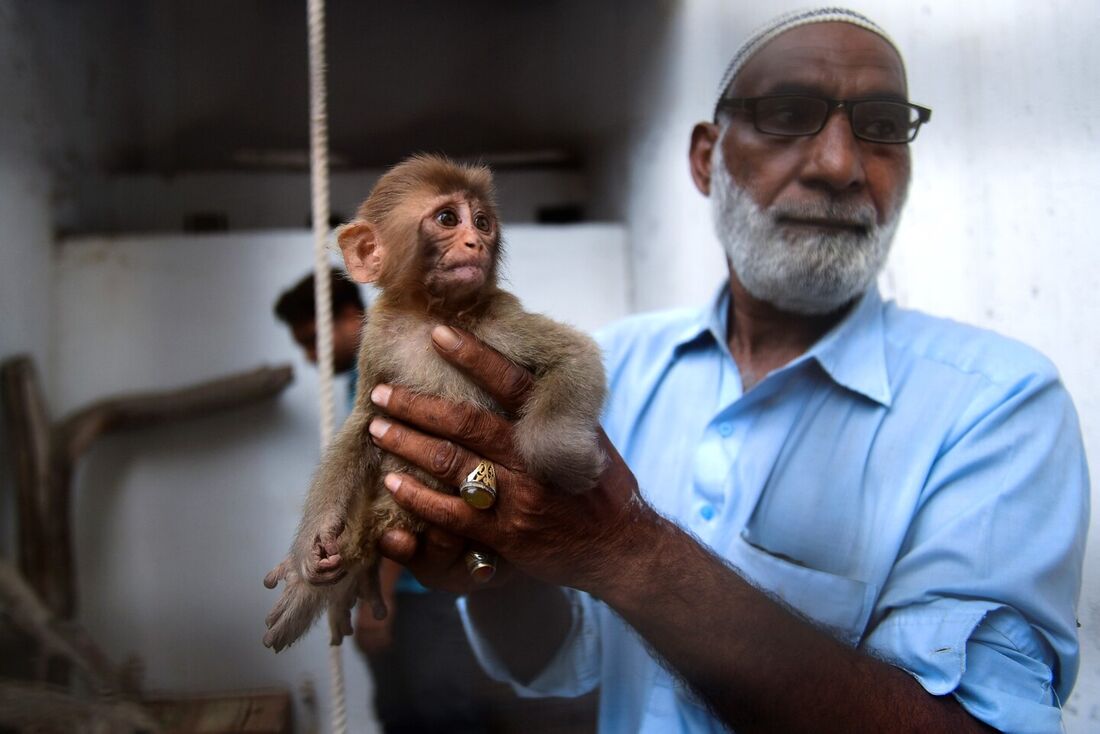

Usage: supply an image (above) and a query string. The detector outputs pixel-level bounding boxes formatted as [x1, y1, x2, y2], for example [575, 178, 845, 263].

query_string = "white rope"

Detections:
[306, 1, 347, 733]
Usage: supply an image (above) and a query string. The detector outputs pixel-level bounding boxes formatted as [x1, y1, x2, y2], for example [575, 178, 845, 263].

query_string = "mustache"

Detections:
[766, 200, 878, 230]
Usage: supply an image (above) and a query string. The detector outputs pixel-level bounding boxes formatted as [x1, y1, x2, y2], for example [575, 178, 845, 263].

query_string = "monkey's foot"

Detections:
[263, 578, 322, 653]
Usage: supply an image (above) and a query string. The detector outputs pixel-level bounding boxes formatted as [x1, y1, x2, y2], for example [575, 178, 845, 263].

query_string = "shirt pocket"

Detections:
[728, 532, 878, 646]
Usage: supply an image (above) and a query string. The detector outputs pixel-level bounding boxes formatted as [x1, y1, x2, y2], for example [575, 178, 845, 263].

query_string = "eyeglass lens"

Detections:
[753, 97, 919, 143]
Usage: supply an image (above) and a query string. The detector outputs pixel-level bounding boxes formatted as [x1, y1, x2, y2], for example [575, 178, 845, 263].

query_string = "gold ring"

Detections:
[459, 460, 497, 510]
[465, 548, 497, 583]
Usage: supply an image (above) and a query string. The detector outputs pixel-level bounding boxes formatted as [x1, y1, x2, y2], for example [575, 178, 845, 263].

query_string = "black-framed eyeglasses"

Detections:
[718, 95, 932, 144]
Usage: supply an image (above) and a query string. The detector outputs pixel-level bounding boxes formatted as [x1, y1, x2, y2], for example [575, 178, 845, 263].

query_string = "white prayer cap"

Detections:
[713, 7, 905, 119]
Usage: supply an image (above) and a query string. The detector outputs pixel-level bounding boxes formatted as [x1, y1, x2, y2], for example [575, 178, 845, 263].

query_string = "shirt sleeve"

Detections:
[456, 588, 602, 698]
[863, 369, 1089, 733]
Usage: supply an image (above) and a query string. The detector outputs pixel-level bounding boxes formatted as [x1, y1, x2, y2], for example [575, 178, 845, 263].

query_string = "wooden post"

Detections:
[1, 356, 294, 619]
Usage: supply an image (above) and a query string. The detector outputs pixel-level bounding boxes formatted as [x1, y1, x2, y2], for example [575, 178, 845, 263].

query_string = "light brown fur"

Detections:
[263, 155, 606, 651]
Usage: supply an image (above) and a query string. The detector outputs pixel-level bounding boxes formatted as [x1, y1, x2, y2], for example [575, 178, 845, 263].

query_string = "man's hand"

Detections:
[371, 325, 653, 597]
[353, 599, 394, 655]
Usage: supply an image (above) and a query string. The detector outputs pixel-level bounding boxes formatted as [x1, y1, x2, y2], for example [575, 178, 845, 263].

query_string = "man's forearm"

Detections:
[595, 511, 993, 733]
[466, 573, 573, 685]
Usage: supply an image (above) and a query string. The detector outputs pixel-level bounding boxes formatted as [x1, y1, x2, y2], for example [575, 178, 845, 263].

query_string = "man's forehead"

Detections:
[713, 8, 907, 116]
[733, 23, 907, 98]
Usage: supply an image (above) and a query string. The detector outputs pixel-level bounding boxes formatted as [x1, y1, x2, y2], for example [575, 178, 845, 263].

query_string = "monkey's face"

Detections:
[418, 193, 498, 303]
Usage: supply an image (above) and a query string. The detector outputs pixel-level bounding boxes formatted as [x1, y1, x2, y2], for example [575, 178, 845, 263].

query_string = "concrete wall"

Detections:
[91, 168, 588, 233]
[623, 1, 1100, 729]
[0, 0, 140, 560]
[52, 225, 628, 733]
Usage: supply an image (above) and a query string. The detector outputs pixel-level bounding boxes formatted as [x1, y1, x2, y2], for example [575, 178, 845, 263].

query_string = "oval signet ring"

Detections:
[465, 548, 497, 583]
[460, 460, 498, 510]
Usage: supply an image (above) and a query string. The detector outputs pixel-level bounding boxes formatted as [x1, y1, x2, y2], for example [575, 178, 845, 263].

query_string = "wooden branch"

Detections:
[0, 355, 294, 619]
[0, 358, 53, 598]
[0, 679, 160, 732]
[56, 364, 295, 460]
[0, 560, 125, 695]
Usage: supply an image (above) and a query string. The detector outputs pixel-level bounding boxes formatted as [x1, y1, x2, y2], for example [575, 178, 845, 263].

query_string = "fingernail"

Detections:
[371, 384, 392, 407]
[384, 473, 402, 493]
[369, 418, 391, 438]
[432, 325, 462, 351]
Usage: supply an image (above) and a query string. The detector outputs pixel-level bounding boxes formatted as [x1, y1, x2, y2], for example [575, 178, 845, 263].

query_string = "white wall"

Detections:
[52, 225, 628, 733]
[625, 1, 1100, 729]
[0, 0, 131, 561]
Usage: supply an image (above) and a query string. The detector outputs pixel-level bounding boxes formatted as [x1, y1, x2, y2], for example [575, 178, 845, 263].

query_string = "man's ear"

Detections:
[337, 221, 384, 284]
[688, 122, 720, 196]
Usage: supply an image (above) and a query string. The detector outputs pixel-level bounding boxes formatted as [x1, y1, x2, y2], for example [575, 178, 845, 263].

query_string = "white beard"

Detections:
[710, 145, 903, 315]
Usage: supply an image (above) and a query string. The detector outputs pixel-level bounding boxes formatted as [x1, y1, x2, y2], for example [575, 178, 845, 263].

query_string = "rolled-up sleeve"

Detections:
[457, 588, 602, 698]
[863, 369, 1089, 732]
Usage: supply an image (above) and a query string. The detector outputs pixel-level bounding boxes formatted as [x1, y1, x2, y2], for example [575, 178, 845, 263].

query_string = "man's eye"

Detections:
[756, 99, 820, 133]
[436, 209, 459, 227]
[773, 105, 809, 124]
[854, 102, 913, 142]
[474, 213, 491, 232]
[861, 118, 899, 138]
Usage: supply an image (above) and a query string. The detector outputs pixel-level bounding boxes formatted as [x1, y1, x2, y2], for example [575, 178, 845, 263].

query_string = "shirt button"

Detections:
[699, 504, 716, 521]
[717, 422, 733, 437]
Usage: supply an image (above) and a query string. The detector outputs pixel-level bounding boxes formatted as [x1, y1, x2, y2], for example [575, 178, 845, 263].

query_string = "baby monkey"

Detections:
[263, 154, 606, 651]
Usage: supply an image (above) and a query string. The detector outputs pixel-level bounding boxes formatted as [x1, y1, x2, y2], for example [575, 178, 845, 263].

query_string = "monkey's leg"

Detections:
[264, 572, 339, 652]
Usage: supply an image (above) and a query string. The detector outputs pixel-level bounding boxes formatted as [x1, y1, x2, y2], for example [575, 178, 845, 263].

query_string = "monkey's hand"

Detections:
[297, 511, 347, 585]
[500, 315, 608, 494]
[514, 411, 606, 494]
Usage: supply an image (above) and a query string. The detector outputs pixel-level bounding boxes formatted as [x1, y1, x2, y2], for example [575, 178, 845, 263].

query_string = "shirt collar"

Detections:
[672, 284, 893, 407]
[670, 284, 731, 356]
[806, 287, 892, 407]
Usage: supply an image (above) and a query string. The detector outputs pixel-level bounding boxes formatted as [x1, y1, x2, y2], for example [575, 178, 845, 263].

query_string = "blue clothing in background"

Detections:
[461, 285, 1089, 733]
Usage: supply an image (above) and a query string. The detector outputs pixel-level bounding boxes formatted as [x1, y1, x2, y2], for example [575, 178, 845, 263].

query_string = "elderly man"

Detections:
[363, 8, 1088, 733]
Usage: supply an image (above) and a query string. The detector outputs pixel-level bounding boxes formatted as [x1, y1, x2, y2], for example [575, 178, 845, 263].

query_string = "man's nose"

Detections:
[801, 109, 866, 192]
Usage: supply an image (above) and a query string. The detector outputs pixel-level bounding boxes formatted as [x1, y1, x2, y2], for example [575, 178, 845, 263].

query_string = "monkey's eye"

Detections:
[474, 213, 492, 233]
[435, 209, 459, 227]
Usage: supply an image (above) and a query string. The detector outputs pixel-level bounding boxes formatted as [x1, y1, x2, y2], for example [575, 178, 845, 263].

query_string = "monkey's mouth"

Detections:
[439, 264, 486, 287]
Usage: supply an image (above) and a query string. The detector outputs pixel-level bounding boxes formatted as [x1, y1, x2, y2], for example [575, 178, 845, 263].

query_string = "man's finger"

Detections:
[384, 472, 487, 541]
[431, 325, 534, 414]
[419, 525, 467, 569]
[378, 528, 418, 564]
[369, 414, 516, 484]
[371, 385, 517, 465]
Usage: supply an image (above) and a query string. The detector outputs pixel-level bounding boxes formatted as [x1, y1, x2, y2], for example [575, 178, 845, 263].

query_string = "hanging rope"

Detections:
[305, 1, 348, 733]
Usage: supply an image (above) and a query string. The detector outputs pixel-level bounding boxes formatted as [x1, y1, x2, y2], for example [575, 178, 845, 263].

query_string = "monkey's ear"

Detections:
[337, 221, 384, 284]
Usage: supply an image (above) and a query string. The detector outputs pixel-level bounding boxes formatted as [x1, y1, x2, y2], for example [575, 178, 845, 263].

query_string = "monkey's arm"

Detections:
[262, 363, 387, 651]
[474, 307, 607, 493]
[267, 354, 385, 588]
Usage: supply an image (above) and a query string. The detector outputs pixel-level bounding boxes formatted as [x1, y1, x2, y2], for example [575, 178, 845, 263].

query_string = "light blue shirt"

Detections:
[460, 285, 1089, 733]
